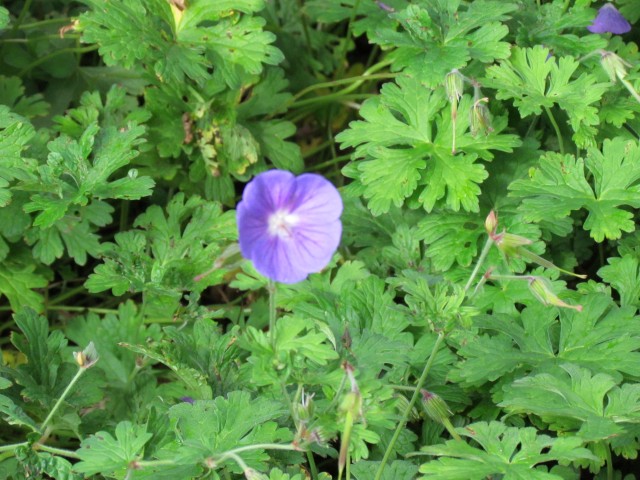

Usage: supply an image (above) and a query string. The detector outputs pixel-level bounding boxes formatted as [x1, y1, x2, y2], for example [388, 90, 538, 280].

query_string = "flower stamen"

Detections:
[268, 210, 299, 239]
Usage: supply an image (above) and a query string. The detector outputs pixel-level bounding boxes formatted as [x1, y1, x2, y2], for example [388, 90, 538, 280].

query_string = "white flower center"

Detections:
[268, 209, 299, 239]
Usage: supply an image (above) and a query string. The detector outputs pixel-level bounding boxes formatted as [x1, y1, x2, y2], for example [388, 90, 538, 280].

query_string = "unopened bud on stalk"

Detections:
[73, 342, 99, 369]
[485, 210, 498, 236]
[596, 50, 640, 105]
[244, 468, 267, 480]
[599, 50, 631, 82]
[293, 390, 315, 425]
[445, 69, 465, 104]
[421, 390, 453, 425]
[470, 97, 493, 136]
[445, 69, 465, 154]
[528, 276, 583, 312]
[491, 229, 586, 279]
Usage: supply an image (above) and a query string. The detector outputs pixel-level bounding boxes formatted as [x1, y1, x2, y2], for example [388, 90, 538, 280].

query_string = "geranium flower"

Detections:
[237, 170, 343, 284]
[588, 3, 631, 34]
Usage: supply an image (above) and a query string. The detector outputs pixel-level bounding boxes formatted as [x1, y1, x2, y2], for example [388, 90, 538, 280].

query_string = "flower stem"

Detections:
[337, 0, 363, 77]
[620, 77, 640, 105]
[464, 236, 493, 294]
[40, 367, 86, 431]
[603, 442, 613, 480]
[0, 442, 28, 454]
[18, 45, 98, 76]
[307, 450, 319, 480]
[374, 333, 445, 480]
[35, 444, 81, 459]
[543, 106, 564, 155]
[268, 280, 277, 349]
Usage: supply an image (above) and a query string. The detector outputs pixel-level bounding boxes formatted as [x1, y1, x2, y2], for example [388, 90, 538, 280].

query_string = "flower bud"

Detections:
[73, 342, 99, 369]
[528, 277, 583, 312]
[394, 393, 421, 421]
[470, 97, 493, 136]
[485, 210, 498, 236]
[169, 0, 186, 30]
[293, 391, 315, 424]
[421, 390, 452, 425]
[599, 50, 631, 83]
[445, 69, 464, 104]
[492, 231, 533, 256]
[244, 468, 268, 480]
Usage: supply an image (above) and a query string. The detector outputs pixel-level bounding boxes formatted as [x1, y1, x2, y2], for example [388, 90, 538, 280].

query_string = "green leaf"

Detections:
[500, 364, 640, 442]
[484, 46, 609, 147]
[22, 120, 153, 240]
[86, 194, 235, 316]
[165, 391, 289, 469]
[0, 378, 40, 432]
[0, 258, 48, 311]
[509, 138, 640, 242]
[0, 7, 8, 30]
[0, 105, 36, 207]
[240, 315, 339, 386]
[0, 76, 49, 119]
[419, 421, 596, 479]
[65, 301, 162, 386]
[512, 1, 607, 56]
[598, 255, 640, 308]
[352, 460, 418, 480]
[337, 76, 519, 215]
[80, 0, 282, 86]
[452, 293, 640, 388]
[368, 2, 517, 86]
[75, 421, 153, 476]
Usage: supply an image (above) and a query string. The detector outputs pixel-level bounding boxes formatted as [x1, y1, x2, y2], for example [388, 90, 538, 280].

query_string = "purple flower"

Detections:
[237, 170, 343, 284]
[588, 4, 631, 34]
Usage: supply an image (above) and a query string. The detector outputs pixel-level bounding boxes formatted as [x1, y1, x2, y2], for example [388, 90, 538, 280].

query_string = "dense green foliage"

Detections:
[1, 0, 640, 479]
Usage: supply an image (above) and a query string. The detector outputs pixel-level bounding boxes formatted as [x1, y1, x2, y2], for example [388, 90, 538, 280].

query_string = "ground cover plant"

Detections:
[1, 0, 640, 479]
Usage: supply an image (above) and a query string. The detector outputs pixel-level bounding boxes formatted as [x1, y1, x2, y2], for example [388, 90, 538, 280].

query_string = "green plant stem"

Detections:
[268, 280, 277, 349]
[17, 18, 71, 30]
[374, 333, 445, 480]
[620, 77, 640, 105]
[223, 443, 297, 457]
[134, 459, 177, 468]
[307, 450, 319, 480]
[47, 285, 87, 305]
[0, 442, 28, 453]
[40, 367, 86, 431]
[390, 385, 419, 392]
[543, 106, 564, 155]
[14, 0, 33, 31]
[295, 0, 312, 53]
[337, 0, 363, 77]
[303, 140, 333, 159]
[290, 72, 396, 105]
[309, 154, 351, 172]
[43, 306, 118, 314]
[1, 34, 80, 43]
[463, 236, 493, 294]
[35, 444, 81, 459]
[18, 45, 98, 76]
[441, 417, 462, 442]
[604, 442, 613, 480]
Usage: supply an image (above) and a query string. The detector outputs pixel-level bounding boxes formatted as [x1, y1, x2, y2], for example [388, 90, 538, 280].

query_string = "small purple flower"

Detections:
[588, 3, 631, 34]
[237, 170, 343, 284]
[180, 396, 195, 404]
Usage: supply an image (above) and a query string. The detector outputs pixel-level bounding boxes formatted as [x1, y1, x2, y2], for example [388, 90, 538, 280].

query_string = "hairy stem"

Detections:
[543, 106, 565, 155]
[40, 367, 86, 431]
[464, 236, 493, 294]
[374, 333, 445, 480]
[268, 280, 277, 349]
